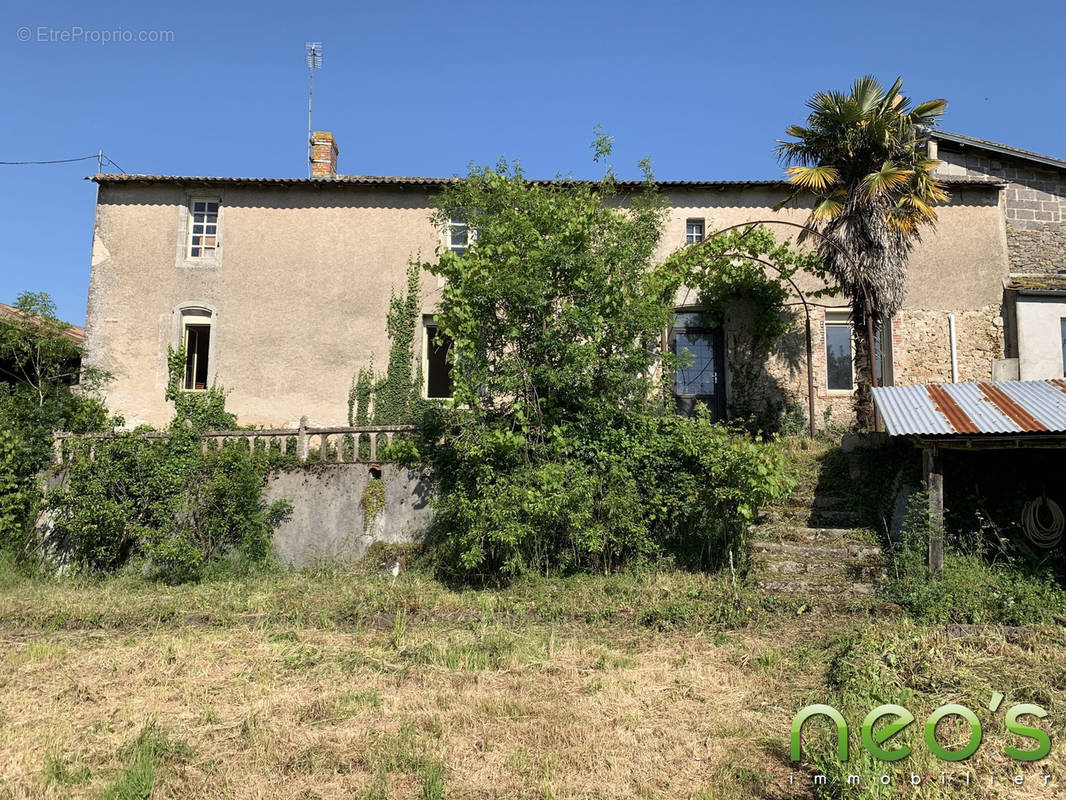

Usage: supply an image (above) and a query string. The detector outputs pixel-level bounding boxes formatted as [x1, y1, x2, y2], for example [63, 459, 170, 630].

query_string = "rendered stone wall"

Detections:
[936, 144, 1066, 275]
[264, 464, 431, 567]
[750, 305, 1002, 431]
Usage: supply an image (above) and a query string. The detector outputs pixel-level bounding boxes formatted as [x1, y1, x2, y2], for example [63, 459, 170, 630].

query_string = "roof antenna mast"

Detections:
[305, 42, 323, 178]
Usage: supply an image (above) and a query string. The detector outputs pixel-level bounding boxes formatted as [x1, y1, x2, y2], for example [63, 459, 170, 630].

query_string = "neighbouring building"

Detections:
[929, 130, 1066, 382]
[0, 302, 84, 389]
[84, 129, 1056, 431]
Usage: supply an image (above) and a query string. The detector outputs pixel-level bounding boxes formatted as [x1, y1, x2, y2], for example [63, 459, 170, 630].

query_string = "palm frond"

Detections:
[786, 164, 840, 190]
[809, 190, 846, 222]
[860, 162, 913, 197]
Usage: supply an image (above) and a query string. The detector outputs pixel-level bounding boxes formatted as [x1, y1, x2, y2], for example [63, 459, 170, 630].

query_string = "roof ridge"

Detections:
[931, 129, 1066, 171]
[87, 173, 1004, 187]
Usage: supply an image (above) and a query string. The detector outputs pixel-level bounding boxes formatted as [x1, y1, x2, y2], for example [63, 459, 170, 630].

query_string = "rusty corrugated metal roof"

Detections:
[872, 380, 1066, 437]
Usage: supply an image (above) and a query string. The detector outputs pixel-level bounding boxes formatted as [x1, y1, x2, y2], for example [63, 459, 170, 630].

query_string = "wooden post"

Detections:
[923, 446, 944, 577]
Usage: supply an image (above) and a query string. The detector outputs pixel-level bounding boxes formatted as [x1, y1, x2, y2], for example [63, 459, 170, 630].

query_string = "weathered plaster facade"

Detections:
[84, 158, 1011, 431]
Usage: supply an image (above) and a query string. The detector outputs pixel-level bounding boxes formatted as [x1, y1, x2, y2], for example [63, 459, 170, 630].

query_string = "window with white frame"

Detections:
[188, 199, 220, 259]
[448, 217, 470, 255]
[423, 318, 453, 399]
[685, 219, 705, 244]
[180, 308, 212, 391]
[824, 310, 853, 391]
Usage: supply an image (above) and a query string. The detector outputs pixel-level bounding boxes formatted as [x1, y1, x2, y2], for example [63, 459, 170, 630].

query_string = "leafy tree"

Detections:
[429, 152, 673, 438]
[419, 139, 792, 581]
[0, 291, 109, 551]
[777, 76, 947, 425]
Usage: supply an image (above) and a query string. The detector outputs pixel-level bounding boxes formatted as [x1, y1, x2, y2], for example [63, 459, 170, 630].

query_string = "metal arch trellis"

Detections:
[673, 219, 880, 437]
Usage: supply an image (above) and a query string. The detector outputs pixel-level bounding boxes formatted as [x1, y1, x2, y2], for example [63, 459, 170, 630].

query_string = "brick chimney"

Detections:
[310, 131, 338, 178]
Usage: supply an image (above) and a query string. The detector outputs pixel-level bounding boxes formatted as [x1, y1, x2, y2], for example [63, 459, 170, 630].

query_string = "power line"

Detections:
[102, 155, 127, 174]
[0, 152, 129, 173]
[0, 155, 100, 165]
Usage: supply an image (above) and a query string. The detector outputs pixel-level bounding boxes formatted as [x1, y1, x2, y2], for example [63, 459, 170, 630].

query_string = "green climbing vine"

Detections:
[666, 226, 822, 431]
[165, 345, 237, 431]
[348, 261, 424, 427]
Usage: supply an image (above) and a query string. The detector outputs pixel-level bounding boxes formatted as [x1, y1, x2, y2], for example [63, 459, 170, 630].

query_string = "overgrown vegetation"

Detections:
[348, 262, 425, 428]
[0, 292, 110, 553]
[43, 345, 289, 581]
[419, 139, 792, 582]
[667, 226, 822, 432]
[882, 491, 1066, 625]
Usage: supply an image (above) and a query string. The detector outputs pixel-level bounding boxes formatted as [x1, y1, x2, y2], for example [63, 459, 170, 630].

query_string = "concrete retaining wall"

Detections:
[264, 464, 432, 566]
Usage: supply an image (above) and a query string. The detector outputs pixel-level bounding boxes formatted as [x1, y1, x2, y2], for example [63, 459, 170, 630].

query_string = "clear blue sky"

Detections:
[2, 0, 1065, 325]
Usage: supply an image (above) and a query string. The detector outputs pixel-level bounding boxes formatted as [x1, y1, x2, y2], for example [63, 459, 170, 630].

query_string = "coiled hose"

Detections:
[1021, 495, 1064, 549]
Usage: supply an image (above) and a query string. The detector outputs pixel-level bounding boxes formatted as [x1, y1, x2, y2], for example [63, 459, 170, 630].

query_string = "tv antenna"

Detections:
[305, 42, 323, 177]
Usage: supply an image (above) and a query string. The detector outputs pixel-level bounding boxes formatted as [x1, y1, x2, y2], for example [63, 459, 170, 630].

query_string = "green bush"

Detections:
[48, 427, 290, 580]
[428, 407, 791, 582]
[0, 291, 111, 553]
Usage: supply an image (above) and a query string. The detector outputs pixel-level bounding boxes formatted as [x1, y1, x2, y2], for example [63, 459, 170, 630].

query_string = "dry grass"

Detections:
[0, 559, 1062, 798]
[0, 613, 782, 798]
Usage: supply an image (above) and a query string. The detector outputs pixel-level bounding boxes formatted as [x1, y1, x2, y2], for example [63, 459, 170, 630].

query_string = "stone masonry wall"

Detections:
[936, 144, 1066, 275]
[752, 304, 1002, 431]
[893, 306, 1003, 384]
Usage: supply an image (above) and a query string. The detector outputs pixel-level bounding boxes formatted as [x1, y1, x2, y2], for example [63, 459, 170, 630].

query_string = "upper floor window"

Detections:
[448, 218, 470, 255]
[181, 308, 212, 391]
[188, 199, 220, 259]
[685, 219, 705, 244]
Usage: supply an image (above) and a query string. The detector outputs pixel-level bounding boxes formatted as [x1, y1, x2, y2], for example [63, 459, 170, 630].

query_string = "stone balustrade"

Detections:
[53, 416, 416, 465]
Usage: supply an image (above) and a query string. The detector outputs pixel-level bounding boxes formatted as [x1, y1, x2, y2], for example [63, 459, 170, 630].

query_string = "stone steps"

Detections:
[753, 489, 885, 604]
[757, 578, 878, 597]
[754, 540, 882, 561]
[771, 507, 861, 528]
[760, 558, 886, 582]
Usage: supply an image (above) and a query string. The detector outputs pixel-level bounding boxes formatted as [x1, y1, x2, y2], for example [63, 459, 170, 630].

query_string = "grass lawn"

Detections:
[0, 555, 1063, 799]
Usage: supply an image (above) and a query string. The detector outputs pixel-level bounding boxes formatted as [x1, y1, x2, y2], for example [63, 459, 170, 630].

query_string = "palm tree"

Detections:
[777, 76, 948, 427]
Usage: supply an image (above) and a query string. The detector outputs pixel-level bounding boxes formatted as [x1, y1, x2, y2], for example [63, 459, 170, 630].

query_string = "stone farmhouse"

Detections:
[82, 130, 1066, 431]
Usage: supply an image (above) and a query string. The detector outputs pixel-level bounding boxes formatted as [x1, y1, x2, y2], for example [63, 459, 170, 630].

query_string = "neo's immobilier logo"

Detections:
[791, 694, 1051, 763]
